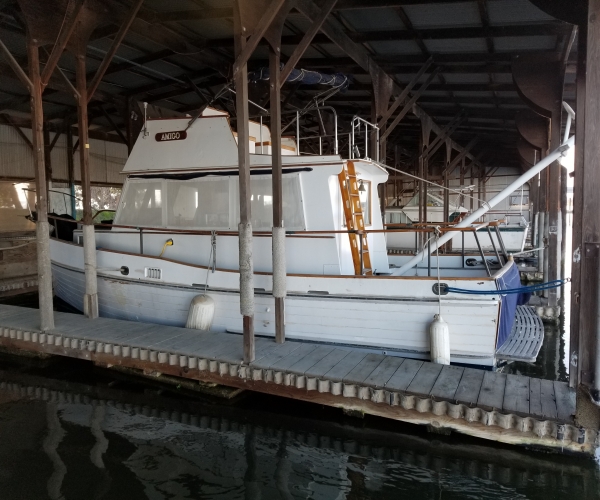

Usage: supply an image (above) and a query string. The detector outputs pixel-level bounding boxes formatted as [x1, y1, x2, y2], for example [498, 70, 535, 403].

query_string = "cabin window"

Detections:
[359, 179, 371, 225]
[116, 180, 165, 227]
[233, 174, 305, 230]
[166, 178, 230, 229]
[116, 174, 304, 230]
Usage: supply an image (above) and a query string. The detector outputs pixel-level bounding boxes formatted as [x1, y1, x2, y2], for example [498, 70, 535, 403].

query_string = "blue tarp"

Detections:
[496, 262, 531, 348]
[248, 66, 351, 91]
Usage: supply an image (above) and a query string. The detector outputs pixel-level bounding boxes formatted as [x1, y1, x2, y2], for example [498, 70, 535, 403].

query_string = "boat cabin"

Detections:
[97, 109, 391, 276]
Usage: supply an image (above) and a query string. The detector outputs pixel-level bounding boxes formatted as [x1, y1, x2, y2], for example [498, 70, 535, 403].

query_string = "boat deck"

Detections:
[0, 304, 591, 454]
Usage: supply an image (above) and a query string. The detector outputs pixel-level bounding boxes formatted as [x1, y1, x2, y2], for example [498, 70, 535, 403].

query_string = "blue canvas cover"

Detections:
[249, 66, 351, 91]
[496, 262, 531, 348]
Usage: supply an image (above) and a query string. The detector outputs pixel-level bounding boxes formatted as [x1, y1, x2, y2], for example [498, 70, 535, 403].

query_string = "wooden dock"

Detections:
[0, 304, 593, 455]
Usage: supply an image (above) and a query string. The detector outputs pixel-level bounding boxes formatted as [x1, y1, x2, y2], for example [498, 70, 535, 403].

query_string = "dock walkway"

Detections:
[0, 304, 592, 454]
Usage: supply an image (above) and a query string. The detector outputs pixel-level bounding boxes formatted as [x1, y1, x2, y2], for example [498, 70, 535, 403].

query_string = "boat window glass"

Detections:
[116, 180, 165, 227]
[233, 174, 305, 230]
[166, 178, 230, 229]
[359, 180, 371, 225]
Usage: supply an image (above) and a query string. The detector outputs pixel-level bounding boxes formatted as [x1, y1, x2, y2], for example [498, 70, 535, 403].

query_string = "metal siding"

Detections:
[49, 133, 68, 181]
[73, 139, 127, 184]
[0, 123, 34, 180]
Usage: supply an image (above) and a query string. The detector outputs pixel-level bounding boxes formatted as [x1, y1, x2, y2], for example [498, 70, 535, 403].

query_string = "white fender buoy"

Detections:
[186, 295, 215, 330]
[429, 314, 450, 365]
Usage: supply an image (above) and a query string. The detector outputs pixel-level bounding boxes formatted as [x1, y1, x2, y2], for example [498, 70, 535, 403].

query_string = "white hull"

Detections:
[51, 239, 502, 367]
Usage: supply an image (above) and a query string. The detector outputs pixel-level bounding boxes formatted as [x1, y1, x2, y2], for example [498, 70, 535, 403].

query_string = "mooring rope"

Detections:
[444, 278, 569, 296]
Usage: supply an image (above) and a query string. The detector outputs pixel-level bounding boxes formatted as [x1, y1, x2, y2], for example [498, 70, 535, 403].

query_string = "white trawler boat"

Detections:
[385, 192, 529, 253]
[49, 107, 537, 368]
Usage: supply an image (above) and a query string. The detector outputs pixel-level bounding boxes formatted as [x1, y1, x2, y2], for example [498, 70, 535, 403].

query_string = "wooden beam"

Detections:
[422, 113, 463, 159]
[100, 106, 127, 145]
[40, 0, 85, 88]
[0, 113, 33, 149]
[280, 0, 338, 85]
[270, 47, 286, 343]
[232, 0, 288, 78]
[380, 69, 438, 141]
[442, 136, 479, 176]
[377, 57, 432, 128]
[574, 0, 600, 400]
[27, 37, 54, 331]
[234, 0, 255, 363]
[0, 38, 33, 92]
[87, 0, 145, 103]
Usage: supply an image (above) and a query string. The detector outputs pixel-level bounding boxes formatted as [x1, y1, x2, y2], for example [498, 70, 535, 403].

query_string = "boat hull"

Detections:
[50, 239, 501, 367]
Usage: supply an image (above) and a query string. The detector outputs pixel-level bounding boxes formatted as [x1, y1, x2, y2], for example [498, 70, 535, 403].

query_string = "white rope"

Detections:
[435, 227, 442, 316]
[0, 241, 35, 251]
[203, 230, 217, 295]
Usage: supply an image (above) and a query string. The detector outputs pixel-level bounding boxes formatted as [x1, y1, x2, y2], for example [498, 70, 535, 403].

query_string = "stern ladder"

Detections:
[339, 161, 373, 275]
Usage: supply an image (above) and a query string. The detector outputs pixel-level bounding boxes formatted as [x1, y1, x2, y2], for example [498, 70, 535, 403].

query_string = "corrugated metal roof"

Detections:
[487, 0, 556, 25]
[402, 2, 482, 28]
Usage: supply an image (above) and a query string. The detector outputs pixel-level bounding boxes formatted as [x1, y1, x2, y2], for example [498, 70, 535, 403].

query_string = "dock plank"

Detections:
[343, 353, 385, 385]
[323, 351, 368, 382]
[529, 377, 542, 418]
[553, 381, 575, 423]
[385, 359, 423, 392]
[502, 374, 530, 415]
[251, 341, 304, 369]
[304, 349, 351, 379]
[270, 343, 321, 371]
[430, 365, 464, 401]
[187, 333, 238, 358]
[540, 379, 558, 420]
[363, 356, 405, 388]
[406, 362, 443, 396]
[287, 346, 334, 375]
[454, 368, 485, 406]
[477, 372, 507, 411]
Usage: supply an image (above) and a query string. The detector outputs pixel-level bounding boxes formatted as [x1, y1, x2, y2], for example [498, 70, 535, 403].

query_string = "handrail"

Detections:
[46, 214, 507, 237]
[281, 106, 338, 156]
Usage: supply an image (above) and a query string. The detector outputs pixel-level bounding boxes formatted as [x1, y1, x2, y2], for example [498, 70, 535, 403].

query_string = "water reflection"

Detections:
[0, 355, 598, 500]
[503, 322, 568, 382]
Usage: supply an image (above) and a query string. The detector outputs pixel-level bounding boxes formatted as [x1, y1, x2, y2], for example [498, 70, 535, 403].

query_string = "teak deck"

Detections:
[0, 304, 591, 455]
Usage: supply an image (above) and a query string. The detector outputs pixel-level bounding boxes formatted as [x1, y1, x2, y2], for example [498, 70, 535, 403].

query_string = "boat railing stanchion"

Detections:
[461, 229, 465, 268]
[296, 111, 300, 156]
[473, 228, 492, 277]
[427, 232, 431, 277]
[495, 224, 509, 262]
[415, 230, 418, 254]
[487, 226, 503, 266]
[139, 227, 143, 255]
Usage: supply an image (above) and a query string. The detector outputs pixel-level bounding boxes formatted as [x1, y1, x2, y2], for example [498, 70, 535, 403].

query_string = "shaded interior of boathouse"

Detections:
[0, 0, 599, 447]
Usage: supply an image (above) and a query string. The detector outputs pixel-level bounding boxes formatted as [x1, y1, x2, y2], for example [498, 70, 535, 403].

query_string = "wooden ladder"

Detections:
[338, 161, 373, 275]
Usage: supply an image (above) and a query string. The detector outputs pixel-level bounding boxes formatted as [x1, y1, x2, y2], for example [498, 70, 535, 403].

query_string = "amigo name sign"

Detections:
[155, 131, 187, 142]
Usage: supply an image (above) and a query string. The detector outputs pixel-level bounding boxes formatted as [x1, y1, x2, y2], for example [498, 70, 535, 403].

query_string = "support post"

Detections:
[570, 24, 587, 389]
[27, 37, 54, 331]
[66, 121, 76, 217]
[574, 0, 600, 424]
[75, 52, 98, 319]
[43, 124, 52, 202]
[234, 1, 255, 362]
[270, 47, 286, 344]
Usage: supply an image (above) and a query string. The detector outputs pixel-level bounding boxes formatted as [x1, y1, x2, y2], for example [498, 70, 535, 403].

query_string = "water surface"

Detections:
[0, 294, 598, 499]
